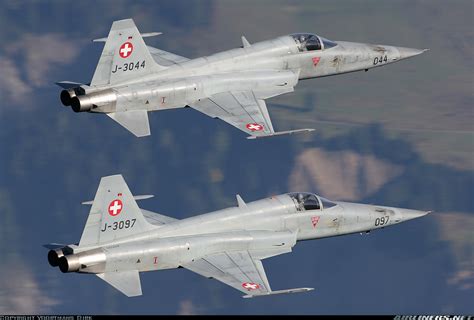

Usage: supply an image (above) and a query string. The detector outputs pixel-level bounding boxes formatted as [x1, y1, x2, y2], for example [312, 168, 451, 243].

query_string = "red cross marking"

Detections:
[119, 42, 134, 58]
[242, 282, 260, 291]
[246, 123, 264, 131]
[108, 199, 123, 216]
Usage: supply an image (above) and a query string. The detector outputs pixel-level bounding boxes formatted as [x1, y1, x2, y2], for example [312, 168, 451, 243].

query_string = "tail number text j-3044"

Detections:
[112, 61, 146, 73]
[101, 219, 136, 232]
[373, 55, 388, 66]
[374, 216, 389, 226]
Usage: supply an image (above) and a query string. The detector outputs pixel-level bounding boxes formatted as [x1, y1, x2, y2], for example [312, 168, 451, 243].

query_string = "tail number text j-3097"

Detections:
[101, 219, 136, 232]
[112, 61, 146, 74]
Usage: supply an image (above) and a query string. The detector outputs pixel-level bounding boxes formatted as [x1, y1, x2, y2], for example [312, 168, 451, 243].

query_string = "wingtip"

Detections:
[242, 287, 315, 298]
[246, 128, 315, 140]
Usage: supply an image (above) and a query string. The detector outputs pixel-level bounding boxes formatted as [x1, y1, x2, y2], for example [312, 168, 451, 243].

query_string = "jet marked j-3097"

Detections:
[46, 175, 431, 298]
[58, 19, 427, 138]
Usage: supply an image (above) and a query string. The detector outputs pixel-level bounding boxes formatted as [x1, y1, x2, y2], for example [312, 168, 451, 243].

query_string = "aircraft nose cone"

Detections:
[397, 47, 429, 60]
[401, 209, 432, 221]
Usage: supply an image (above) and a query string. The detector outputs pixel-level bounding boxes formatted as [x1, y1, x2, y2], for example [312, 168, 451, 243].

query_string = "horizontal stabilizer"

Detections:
[243, 287, 314, 298]
[107, 110, 151, 137]
[93, 32, 162, 42]
[42, 243, 67, 250]
[247, 128, 315, 139]
[82, 194, 154, 205]
[96, 270, 142, 297]
[55, 81, 84, 89]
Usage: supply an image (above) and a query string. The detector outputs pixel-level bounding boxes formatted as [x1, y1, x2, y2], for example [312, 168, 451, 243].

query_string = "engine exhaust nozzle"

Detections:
[48, 249, 65, 267]
[60, 89, 76, 106]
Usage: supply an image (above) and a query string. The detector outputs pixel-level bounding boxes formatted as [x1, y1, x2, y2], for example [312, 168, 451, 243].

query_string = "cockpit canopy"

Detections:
[288, 192, 337, 211]
[290, 33, 338, 52]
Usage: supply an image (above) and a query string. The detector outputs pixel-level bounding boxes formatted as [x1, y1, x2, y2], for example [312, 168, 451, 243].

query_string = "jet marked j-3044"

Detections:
[58, 19, 427, 138]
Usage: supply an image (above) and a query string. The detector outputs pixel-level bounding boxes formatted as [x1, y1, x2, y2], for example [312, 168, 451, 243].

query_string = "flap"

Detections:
[184, 250, 271, 296]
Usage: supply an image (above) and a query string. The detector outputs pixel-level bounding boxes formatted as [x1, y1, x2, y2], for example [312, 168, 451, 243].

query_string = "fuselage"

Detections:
[69, 33, 424, 114]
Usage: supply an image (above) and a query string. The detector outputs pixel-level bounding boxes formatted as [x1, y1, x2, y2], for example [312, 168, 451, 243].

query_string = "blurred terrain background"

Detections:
[0, 0, 472, 314]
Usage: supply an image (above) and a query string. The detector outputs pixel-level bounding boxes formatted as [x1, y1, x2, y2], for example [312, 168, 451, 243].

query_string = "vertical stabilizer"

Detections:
[79, 174, 155, 247]
[91, 18, 165, 86]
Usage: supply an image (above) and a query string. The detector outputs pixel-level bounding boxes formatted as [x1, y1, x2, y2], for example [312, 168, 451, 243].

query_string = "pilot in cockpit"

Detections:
[296, 193, 305, 211]
[292, 33, 335, 52]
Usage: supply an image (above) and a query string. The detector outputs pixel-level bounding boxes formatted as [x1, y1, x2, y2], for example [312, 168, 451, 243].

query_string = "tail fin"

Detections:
[90, 18, 165, 86]
[79, 174, 155, 247]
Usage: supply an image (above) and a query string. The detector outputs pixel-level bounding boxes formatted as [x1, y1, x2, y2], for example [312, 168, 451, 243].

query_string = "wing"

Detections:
[185, 251, 271, 296]
[184, 250, 313, 298]
[190, 90, 314, 139]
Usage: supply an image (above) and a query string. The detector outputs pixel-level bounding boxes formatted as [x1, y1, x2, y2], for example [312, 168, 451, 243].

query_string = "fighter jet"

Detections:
[46, 174, 430, 298]
[58, 19, 427, 138]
